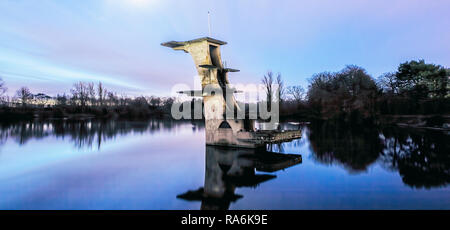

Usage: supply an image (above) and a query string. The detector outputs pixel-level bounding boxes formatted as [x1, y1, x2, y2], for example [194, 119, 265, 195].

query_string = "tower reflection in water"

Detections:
[177, 146, 302, 210]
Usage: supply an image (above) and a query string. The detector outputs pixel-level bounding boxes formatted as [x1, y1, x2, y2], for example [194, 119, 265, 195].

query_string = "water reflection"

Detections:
[307, 121, 450, 189]
[307, 122, 383, 173]
[177, 146, 302, 210]
[379, 127, 450, 189]
[0, 119, 448, 194]
[0, 119, 204, 150]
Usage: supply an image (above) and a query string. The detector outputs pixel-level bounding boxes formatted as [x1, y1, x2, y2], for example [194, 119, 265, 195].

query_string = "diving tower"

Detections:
[162, 37, 301, 148]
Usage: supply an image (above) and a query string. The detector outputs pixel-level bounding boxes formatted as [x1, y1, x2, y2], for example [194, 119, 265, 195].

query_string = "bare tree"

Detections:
[107, 91, 118, 106]
[118, 94, 129, 106]
[377, 72, 399, 94]
[71, 82, 90, 109]
[276, 72, 284, 101]
[16, 87, 33, 106]
[56, 94, 68, 106]
[97, 82, 107, 106]
[149, 96, 161, 108]
[287, 85, 306, 102]
[161, 97, 175, 113]
[262, 71, 274, 104]
[0, 77, 7, 104]
[0, 77, 6, 96]
[87, 82, 96, 106]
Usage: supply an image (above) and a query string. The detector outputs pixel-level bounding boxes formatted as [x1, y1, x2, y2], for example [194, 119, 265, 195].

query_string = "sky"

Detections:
[0, 0, 449, 97]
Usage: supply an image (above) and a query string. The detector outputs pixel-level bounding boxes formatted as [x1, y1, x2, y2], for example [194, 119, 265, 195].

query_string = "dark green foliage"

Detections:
[376, 60, 450, 116]
[396, 60, 449, 98]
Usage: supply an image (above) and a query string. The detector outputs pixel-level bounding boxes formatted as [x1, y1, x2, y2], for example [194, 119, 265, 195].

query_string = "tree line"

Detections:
[0, 80, 175, 120]
[1, 59, 449, 122]
[262, 59, 449, 123]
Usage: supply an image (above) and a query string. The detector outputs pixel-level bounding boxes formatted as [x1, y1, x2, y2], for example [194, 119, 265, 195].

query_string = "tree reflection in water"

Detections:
[379, 127, 450, 189]
[307, 121, 450, 189]
[0, 119, 448, 193]
[307, 121, 383, 173]
[0, 119, 204, 150]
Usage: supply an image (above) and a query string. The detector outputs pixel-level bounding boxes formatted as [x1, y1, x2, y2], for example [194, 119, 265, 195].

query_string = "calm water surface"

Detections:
[0, 119, 448, 209]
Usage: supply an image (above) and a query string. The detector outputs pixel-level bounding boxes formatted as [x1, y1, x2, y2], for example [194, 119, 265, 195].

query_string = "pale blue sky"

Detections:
[0, 0, 449, 96]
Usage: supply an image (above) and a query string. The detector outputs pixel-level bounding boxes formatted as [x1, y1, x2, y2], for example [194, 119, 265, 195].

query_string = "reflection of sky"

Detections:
[0, 122, 448, 209]
[0, 0, 449, 96]
[0, 123, 206, 209]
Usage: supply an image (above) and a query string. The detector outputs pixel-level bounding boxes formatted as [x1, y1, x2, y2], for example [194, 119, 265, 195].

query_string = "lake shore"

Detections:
[0, 106, 170, 121]
[1, 106, 449, 132]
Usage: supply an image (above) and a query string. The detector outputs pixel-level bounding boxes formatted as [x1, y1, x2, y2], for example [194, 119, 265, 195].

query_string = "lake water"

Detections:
[0, 119, 448, 210]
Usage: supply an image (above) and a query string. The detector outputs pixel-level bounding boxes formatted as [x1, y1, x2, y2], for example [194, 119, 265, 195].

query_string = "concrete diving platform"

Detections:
[162, 36, 302, 148]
